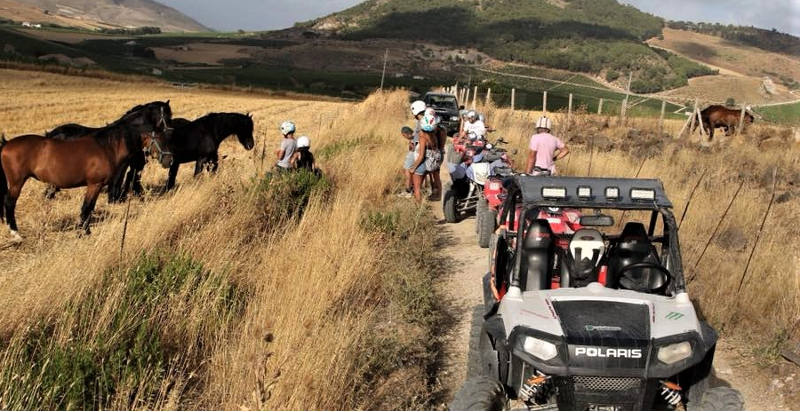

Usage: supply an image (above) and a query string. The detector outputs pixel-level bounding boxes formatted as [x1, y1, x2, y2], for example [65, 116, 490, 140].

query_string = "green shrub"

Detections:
[0, 252, 244, 410]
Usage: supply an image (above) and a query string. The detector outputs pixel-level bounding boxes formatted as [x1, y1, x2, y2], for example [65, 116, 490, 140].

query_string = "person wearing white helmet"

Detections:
[276, 120, 297, 171]
[407, 108, 444, 202]
[290, 135, 316, 171]
[526, 116, 569, 176]
[461, 110, 487, 140]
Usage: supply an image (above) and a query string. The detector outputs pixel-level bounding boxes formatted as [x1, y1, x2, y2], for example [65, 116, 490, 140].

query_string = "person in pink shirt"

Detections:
[526, 116, 570, 176]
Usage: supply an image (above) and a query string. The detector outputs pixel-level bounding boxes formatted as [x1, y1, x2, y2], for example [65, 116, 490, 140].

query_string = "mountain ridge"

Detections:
[0, 0, 209, 32]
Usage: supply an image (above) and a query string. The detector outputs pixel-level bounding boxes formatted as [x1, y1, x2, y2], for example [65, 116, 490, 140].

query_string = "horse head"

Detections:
[121, 101, 173, 135]
[142, 128, 174, 169]
[233, 113, 255, 151]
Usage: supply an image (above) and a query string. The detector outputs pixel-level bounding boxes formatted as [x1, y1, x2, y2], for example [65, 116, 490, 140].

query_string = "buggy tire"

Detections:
[479, 209, 496, 248]
[476, 198, 488, 234]
[444, 186, 459, 223]
[688, 387, 744, 411]
[449, 376, 508, 411]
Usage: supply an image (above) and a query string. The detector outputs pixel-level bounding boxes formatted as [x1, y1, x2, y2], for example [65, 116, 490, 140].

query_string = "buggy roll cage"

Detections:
[499, 176, 687, 294]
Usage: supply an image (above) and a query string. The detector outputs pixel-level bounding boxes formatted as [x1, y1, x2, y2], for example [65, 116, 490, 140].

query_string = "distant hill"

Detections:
[666, 21, 800, 57]
[0, 0, 208, 32]
[305, 0, 716, 93]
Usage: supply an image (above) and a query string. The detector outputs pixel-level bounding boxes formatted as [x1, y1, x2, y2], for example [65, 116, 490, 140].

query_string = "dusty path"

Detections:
[430, 193, 793, 410]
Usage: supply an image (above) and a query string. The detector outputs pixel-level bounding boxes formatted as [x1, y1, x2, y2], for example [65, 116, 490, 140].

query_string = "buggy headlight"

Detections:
[657, 341, 692, 364]
[523, 337, 558, 361]
[451, 116, 459, 121]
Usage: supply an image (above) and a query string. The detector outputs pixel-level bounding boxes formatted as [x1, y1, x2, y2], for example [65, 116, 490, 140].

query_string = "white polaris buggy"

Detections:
[451, 176, 743, 411]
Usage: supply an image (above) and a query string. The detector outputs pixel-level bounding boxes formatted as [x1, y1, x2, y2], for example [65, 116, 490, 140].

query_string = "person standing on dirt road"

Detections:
[400, 126, 416, 197]
[407, 109, 442, 202]
[276, 121, 297, 171]
[526, 116, 569, 176]
[423, 107, 446, 201]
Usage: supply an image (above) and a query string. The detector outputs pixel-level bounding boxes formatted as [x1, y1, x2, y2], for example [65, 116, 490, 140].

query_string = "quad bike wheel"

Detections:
[476, 198, 488, 234]
[688, 386, 744, 411]
[479, 209, 497, 248]
[449, 376, 509, 411]
[443, 185, 459, 223]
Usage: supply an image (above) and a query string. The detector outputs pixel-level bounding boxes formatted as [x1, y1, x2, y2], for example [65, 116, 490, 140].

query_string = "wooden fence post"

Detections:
[464, 88, 470, 106]
[688, 98, 698, 138]
[736, 103, 747, 137]
[567, 93, 573, 128]
[659, 100, 666, 136]
[511, 88, 516, 111]
[597, 98, 604, 115]
[486, 88, 491, 105]
[543, 91, 548, 113]
[472, 86, 478, 109]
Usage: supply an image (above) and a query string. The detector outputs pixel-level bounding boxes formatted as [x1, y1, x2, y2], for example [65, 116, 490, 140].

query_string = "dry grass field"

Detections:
[0, 68, 798, 409]
[0, 69, 444, 409]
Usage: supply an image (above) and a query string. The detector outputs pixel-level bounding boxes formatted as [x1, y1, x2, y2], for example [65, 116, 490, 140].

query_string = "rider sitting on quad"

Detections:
[461, 110, 487, 141]
[526, 116, 569, 176]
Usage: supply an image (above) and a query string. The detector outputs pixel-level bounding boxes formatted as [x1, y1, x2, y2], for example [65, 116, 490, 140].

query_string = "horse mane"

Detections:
[194, 112, 253, 141]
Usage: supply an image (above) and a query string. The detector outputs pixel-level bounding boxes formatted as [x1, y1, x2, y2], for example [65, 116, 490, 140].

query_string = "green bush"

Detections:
[0, 252, 244, 410]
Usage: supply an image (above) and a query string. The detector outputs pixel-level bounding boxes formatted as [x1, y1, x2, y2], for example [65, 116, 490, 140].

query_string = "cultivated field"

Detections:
[648, 28, 800, 104]
[0, 69, 798, 409]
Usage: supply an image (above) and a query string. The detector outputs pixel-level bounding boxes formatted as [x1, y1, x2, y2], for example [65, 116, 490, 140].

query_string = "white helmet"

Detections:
[280, 121, 296, 135]
[297, 136, 310, 148]
[536, 116, 552, 131]
[420, 108, 440, 132]
[467, 110, 477, 120]
[410, 100, 427, 116]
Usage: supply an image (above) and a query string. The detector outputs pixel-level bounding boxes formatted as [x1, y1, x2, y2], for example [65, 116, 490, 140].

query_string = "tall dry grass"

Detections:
[0, 70, 442, 409]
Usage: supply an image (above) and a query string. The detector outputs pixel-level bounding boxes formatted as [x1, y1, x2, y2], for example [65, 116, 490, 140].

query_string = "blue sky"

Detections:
[157, 0, 800, 36]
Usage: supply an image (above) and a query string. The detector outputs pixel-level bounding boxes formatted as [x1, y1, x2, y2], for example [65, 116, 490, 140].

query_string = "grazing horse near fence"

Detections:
[693, 105, 755, 141]
[0, 101, 173, 239]
[121, 112, 255, 193]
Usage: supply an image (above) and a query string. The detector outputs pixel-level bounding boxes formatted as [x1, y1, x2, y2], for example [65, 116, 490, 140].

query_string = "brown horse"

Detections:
[693, 105, 755, 141]
[0, 101, 173, 240]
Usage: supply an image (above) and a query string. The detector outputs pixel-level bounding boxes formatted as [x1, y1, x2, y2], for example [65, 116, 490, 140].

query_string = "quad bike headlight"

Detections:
[657, 341, 692, 364]
[450, 116, 459, 121]
[523, 336, 558, 361]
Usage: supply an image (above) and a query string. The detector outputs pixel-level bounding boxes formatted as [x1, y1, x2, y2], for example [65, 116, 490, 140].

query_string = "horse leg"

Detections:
[131, 168, 144, 197]
[194, 159, 205, 176]
[166, 162, 180, 191]
[5, 182, 23, 240]
[209, 152, 219, 173]
[80, 183, 102, 235]
[43, 185, 60, 199]
[108, 164, 128, 203]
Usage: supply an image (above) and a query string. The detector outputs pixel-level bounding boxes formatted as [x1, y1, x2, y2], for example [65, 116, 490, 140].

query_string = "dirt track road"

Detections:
[431, 199, 791, 410]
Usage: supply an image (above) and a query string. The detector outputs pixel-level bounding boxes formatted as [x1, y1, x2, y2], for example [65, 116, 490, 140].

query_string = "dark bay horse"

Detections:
[122, 112, 255, 193]
[693, 105, 755, 141]
[44, 102, 175, 202]
[0, 102, 173, 239]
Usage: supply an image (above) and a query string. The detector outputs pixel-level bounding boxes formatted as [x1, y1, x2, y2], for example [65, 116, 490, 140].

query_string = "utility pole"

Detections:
[379, 48, 388, 91]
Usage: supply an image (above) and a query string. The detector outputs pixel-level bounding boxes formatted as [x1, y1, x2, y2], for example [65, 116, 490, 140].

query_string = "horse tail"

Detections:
[0, 134, 7, 222]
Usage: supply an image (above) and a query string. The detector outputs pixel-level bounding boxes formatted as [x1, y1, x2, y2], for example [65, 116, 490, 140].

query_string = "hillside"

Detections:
[308, 0, 716, 93]
[0, 0, 208, 32]
[648, 28, 800, 105]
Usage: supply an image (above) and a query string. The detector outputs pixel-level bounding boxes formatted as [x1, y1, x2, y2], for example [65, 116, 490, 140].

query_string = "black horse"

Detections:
[122, 112, 255, 193]
[45, 101, 174, 202]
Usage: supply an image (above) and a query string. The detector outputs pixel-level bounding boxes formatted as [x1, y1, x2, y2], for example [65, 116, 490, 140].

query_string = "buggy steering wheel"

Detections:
[617, 262, 672, 293]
